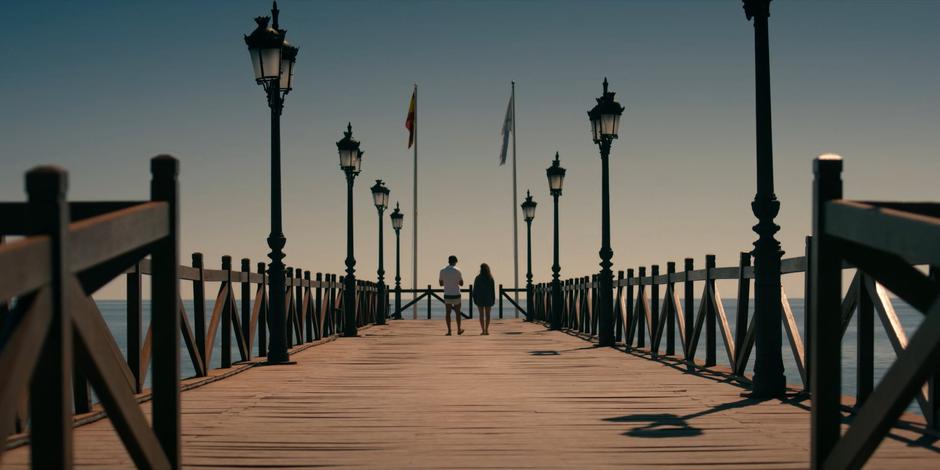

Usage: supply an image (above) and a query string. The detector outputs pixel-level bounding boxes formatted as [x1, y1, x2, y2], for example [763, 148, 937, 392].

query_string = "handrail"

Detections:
[0, 158, 382, 469]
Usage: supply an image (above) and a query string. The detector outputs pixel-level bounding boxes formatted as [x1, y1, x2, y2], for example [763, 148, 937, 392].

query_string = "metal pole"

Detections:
[412, 84, 418, 320]
[394, 228, 402, 319]
[344, 172, 358, 337]
[597, 139, 614, 346]
[744, 0, 785, 398]
[511, 81, 520, 316]
[525, 218, 533, 321]
[551, 192, 562, 330]
[266, 83, 289, 363]
[376, 207, 386, 325]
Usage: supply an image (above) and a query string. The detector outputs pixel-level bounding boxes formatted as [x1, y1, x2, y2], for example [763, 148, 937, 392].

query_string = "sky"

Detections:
[1, 0, 938, 299]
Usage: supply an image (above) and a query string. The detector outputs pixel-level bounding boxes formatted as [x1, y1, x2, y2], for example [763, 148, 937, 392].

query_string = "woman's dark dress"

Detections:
[472, 275, 495, 308]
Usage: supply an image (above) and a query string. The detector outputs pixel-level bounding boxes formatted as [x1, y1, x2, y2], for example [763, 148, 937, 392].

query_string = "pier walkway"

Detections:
[3, 320, 936, 469]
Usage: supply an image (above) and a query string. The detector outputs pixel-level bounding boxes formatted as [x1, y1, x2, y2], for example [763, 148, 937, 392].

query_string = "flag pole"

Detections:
[511, 81, 520, 317]
[412, 83, 418, 319]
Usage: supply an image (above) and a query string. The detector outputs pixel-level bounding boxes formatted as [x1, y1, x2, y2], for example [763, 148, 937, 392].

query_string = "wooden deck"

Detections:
[3, 320, 938, 469]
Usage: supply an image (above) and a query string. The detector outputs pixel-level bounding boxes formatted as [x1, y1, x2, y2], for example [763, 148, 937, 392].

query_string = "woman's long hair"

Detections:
[479, 263, 492, 280]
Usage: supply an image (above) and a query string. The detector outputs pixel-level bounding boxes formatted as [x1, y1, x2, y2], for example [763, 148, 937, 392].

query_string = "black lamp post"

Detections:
[371, 180, 390, 326]
[244, 1, 298, 364]
[743, 0, 786, 399]
[390, 203, 404, 320]
[337, 123, 362, 337]
[588, 78, 624, 347]
[521, 191, 537, 322]
[546, 152, 566, 330]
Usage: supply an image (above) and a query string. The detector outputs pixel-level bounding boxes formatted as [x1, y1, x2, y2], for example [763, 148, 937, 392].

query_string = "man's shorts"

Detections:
[443, 294, 461, 306]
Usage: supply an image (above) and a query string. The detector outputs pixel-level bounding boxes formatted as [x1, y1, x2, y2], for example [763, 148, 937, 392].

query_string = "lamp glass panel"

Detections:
[279, 59, 293, 90]
[523, 204, 536, 220]
[249, 48, 263, 80]
[548, 174, 563, 191]
[601, 113, 619, 137]
[339, 148, 356, 168]
[590, 117, 601, 141]
[391, 215, 404, 230]
[260, 47, 281, 80]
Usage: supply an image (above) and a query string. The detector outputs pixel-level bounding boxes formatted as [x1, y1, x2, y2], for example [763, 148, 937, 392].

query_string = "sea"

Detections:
[95, 296, 926, 416]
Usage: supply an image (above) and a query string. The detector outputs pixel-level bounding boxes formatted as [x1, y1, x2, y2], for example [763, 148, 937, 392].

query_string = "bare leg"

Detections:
[484, 306, 491, 334]
[445, 305, 452, 335]
[455, 303, 464, 335]
[478, 306, 486, 334]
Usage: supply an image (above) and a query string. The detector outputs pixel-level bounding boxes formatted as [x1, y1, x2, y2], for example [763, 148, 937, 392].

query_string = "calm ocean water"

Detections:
[96, 296, 925, 415]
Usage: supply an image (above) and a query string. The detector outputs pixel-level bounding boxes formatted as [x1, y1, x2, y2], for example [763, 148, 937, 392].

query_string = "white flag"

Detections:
[498, 94, 513, 166]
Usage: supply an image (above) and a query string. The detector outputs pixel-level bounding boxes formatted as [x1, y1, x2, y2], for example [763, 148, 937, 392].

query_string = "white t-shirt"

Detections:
[439, 265, 463, 296]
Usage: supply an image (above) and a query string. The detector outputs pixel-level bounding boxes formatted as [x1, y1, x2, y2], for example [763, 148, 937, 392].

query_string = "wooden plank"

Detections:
[826, 199, 940, 266]
[5, 319, 936, 469]
[67, 202, 169, 273]
[69, 278, 170, 469]
[709, 284, 736, 371]
[0, 236, 51, 300]
[824, 299, 940, 469]
[0, 289, 51, 456]
[780, 289, 807, 387]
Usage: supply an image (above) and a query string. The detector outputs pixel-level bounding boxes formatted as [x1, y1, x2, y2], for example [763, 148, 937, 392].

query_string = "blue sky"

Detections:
[1, 0, 938, 298]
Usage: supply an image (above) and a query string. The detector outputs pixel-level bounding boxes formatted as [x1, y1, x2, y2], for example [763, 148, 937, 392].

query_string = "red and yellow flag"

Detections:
[405, 87, 416, 148]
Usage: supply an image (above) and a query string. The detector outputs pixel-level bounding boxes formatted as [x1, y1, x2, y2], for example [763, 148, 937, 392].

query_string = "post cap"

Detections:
[26, 166, 68, 201]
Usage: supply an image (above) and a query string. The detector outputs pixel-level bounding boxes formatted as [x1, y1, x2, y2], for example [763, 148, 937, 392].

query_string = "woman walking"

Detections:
[472, 263, 496, 335]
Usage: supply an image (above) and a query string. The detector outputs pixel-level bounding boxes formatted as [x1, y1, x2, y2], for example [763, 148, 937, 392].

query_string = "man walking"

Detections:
[439, 255, 465, 335]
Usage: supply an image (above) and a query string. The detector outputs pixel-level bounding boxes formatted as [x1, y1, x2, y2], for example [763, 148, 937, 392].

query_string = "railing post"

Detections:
[636, 267, 646, 349]
[468, 284, 474, 319]
[150, 155, 181, 467]
[684, 258, 694, 362]
[221, 255, 233, 369]
[929, 265, 940, 429]
[314, 273, 323, 339]
[625, 269, 634, 349]
[26, 165, 73, 467]
[705, 254, 717, 367]
[857, 272, 874, 407]
[257, 261, 268, 357]
[803, 236, 812, 390]
[427, 284, 432, 320]
[192, 253, 206, 371]
[294, 268, 303, 342]
[665, 262, 676, 356]
[304, 271, 313, 342]
[285, 265, 293, 346]
[734, 252, 751, 369]
[241, 258, 252, 360]
[650, 265, 660, 357]
[810, 155, 843, 468]
[499, 284, 504, 319]
[128, 262, 144, 392]
[615, 270, 624, 343]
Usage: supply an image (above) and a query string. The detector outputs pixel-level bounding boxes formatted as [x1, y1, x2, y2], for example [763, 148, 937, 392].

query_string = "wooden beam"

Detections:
[826, 199, 940, 266]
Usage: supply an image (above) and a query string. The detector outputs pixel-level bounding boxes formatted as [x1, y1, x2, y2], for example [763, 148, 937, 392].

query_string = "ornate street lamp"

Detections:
[371, 180, 390, 325]
[546, 152, 566, 330]
[243, 1, 299, 364]
[521, 191, 537, 322]
[587, 78, 624, 347]
[390, 203, 405, 320]
[743, 0, 786, 399]
[337, 123, 362, 337]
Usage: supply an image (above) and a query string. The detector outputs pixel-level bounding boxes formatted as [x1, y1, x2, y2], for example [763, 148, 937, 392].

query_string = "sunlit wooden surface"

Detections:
[3, 320, 937, 469]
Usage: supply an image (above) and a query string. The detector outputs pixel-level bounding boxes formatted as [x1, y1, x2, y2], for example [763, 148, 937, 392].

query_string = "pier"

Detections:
[0, 157, 938, 469]
[2, 1, 940, 469]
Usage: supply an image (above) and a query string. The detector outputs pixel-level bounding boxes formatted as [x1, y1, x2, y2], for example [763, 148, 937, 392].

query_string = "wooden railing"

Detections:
[0, 158, 380, 469]
[393, 286, 527, 320]
[0, 157, 181, 468]
[811, 156, 940, 469]
[530, 163, 938, 468]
